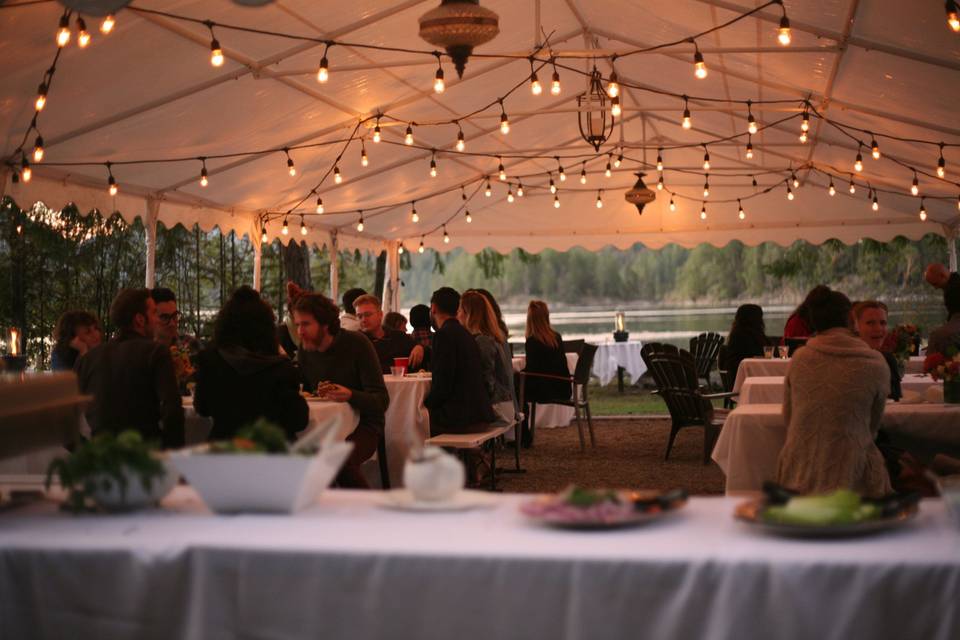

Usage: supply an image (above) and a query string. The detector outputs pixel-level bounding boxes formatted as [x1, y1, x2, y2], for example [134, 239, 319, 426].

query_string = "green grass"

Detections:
[587, 383, 668, 416]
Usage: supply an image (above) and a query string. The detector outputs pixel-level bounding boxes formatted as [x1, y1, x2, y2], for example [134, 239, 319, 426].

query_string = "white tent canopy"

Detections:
[2, 0, 959, 283]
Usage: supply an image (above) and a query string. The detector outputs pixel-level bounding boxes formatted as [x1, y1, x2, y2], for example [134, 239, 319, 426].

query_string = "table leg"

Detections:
[617, 366, 625, 393]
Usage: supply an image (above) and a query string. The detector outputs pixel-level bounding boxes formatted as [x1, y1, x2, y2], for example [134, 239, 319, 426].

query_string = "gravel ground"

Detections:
[492, 417, 725, 496]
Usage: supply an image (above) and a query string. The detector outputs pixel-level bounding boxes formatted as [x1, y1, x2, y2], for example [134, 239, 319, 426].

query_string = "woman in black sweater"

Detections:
[722, 304, 769, 377]
[522, 300, 572, 402]
[195, 286, 308, 441]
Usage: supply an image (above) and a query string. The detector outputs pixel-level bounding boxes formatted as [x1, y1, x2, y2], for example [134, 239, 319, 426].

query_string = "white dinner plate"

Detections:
[378, 489, 496, 512]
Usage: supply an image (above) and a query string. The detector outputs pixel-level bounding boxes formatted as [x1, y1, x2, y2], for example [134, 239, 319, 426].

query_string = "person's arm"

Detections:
[475, 336, 498, 399]
[345, 337, 390, 417]
[274, 364, 310, 439]
[152, 345, 185, 448]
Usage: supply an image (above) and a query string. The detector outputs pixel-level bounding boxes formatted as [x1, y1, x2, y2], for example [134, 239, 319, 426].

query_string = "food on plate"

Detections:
[762, 489, 880, 526]
[520, 485, 687, 524]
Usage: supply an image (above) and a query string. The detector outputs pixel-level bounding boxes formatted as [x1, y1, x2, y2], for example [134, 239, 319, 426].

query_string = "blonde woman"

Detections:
[458, 291, 516, 426]
[523, 300, 572, 404]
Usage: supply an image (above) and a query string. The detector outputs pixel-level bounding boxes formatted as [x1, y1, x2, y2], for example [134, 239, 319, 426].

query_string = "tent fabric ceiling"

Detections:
[1, 0, 958, 253]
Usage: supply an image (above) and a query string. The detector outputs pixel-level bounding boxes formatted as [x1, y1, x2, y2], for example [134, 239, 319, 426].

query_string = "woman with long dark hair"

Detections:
[194, 286, 308, 440]
[722, 304, 768, 376]
[51, 310, 102, 370]
[459, 291, 516, 427]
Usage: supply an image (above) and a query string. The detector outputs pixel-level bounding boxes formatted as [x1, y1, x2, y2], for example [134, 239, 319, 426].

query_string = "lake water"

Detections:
[500, 304, 948, 349]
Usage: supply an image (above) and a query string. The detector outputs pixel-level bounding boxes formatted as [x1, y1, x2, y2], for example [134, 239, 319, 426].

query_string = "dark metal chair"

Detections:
[689, 332, 724, 387]
[517, 343, 599, 451]
[716, 344, 737, 409]
[643, 347, 735, 464]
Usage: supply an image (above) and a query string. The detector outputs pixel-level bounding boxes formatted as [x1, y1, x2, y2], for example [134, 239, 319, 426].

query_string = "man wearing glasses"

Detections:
[152, 287, 199, 390]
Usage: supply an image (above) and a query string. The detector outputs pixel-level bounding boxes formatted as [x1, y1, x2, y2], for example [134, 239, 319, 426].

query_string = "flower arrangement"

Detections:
[923, 351, 960, 382]
[170, 344, 195, 383]
[882, 323, 922, 364]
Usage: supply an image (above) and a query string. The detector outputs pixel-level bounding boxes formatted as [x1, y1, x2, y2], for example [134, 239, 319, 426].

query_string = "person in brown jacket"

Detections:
[76, 288, 185, 448]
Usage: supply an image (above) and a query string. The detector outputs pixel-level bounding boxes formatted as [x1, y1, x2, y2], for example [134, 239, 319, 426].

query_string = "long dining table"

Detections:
[2, 487, 958, 640]
[733, 356, 928, 393]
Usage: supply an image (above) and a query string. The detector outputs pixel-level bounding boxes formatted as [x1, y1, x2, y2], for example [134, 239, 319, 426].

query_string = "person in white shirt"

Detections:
[339, 288, 366, 332]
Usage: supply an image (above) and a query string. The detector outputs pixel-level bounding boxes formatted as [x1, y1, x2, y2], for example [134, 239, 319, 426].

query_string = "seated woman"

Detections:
[522, 300, 572, 402]
[853, 300, 901, 401]
[51, 310, 102, 370]
[722, 304, 768, 377]
[782, 284, 830, 340]
[459, 291, 517, 427]
[195, 286, 308, 441]
[777, 288, 892, 497]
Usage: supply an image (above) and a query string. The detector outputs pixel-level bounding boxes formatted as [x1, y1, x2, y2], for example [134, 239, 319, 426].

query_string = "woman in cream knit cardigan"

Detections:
[777, 288, 892, 497]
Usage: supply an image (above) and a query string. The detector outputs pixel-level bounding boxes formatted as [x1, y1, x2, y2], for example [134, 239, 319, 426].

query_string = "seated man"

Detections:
[353, 294, 424, 373]
[339, 287, 366, 332]
[76, 288, 185, 448]
[928, 285, 960, 355]
[424, 287, 496, 435]
[925, 263, 960, 303]
[294, 293, 388, 488]
[151, 287, 199, 391]
[409, 304, 433, 348]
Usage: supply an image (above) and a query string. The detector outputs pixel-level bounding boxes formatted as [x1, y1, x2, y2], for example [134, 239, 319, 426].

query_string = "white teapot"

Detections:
[403, 446, 465, 502]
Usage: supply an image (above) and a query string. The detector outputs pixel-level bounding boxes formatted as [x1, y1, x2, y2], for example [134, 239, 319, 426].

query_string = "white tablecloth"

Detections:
[713, 403, 960, 493]
[732, 357, 791, 392]
[511, 353, 578, 429]
[739, 374, 942, 405]
[1, 488, 958, 640]
[593, 341, 647, 386]
[906, 356, 926, 374]
[182, 397, 359, 444]
[382, 375, 431, 486]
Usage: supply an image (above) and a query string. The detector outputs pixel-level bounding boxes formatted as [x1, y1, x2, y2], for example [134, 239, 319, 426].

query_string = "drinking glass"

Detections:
[763, 346, 774, 359]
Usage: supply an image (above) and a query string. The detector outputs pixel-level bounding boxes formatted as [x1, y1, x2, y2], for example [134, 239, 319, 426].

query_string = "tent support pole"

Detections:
[384, 240, 400, 312]
[144, 197, 159, 288]
[252, 226, 263, 292]
[945, 225, 959, 273]
[329, 231, 339, 302]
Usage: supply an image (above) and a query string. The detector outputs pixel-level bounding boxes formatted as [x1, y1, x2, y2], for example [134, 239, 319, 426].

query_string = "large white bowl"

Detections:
[89, 461, 179, 511]
[169, 441, 353, 513]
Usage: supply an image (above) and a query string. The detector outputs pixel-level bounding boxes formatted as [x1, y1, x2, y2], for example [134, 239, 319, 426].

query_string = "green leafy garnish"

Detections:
[46, 430, 165, 513]
[564, 486, 621, 507]
[208, 419, 289, 454]
[762, 489, 881, 526]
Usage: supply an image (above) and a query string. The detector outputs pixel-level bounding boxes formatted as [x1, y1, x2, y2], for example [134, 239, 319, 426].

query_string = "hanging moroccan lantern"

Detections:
[419, 1, 500, 78]
[624, 173, 656, 215]
[578, 67, 614, 151]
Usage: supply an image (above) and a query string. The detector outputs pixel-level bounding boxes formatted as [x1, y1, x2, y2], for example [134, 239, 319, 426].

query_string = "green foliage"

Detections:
[45, 430, 165, 513]
[209, 418, 289, 454]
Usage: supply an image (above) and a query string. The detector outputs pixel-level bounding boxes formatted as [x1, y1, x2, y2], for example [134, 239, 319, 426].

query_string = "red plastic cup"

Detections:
[393, 357, 408, 376]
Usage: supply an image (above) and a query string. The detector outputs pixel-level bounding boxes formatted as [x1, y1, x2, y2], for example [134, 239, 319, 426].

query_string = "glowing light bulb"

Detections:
[792, 174, 800, 189]
[605, 161, 612, 178]
[334, 166, 342, 183]
[316, 198, 324, 214]
[554, 195, 560, 208]
[465, 211, 472, 223]
[745, 141, 754, 160]
[854, 152, 863, 172]
[948, 1, 960, 31]
[361, 147, 368, 167]
[615, 153, 623, 168]
[669, 197, 676, 212]
[559, 166, 566, 181]
[871, 138, 880, 159]
[787, 186, 794, 201]
[484, 181, 492, 197]
[443, 230, 450, 244]
[404, 125, 413, 145]
[799, 131, 808, 144]
[517, 183, 524, 197]
[500, 111, 510, 135]
[33, 136, 44, 163]
[456, 130, 465, 152]
[656, 151, 663, 172]
[357, 216, 364, 232]
[700, 205, 707, 220]
[738, 202, 745, 219]
[828, 180, 836, 196]
[703, 150, 710, 171]
[682, 107, 692, 129]
[551, 70, 561, 95]
[317, 57, 329, 83]
[77, 18, 91, 48]
[507, 189, 514, 203]
[849, 180, 856, 194]
[937, 152, 946, 178]
[693, 51, 707, 79]
[580, 167, 587, 184]
[101, 14, 115, 35]
[657, 176, 664, 191]
[21, 158, 31, 183]
[282, 219, 289, 235]
[911, 175, 919, 196]
[611, 96, 621, 117]
[411, 205, 419, 223]
[418, 241, 425, 254]
[56, 15, 70, 47]
[778, 15, 792, 45]
[108, 176, 118, 196]
[200, 167, 208, 187]
[920, 199, 927, 220]
[498, 161, 506, 181]
[35, 83, 47, 112]
[261, 228, 268, 243]
[550, 178, 557, 194]
[801, 112, 810, 132]
[747, 111, 758, 135]
[398, 244, 405, 255]
[287, 157, 296, 177]
[872, 195, 879, 211]
[607, 71, 619, 98]
[596, 192, 603, 208]
[703, 179, 710, 198]
[434, 66, 445, 93]
[210, 39, 224, 67]
[373, 123, 382, 143]
[429, 158, 437, 178]
[530, 71, 542, 95]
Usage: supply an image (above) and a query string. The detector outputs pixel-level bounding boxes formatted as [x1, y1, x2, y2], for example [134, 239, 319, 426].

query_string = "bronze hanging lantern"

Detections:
[419, 1, 500, 78]
[624, 172, 656, 215]
[578, 67, 614, 151]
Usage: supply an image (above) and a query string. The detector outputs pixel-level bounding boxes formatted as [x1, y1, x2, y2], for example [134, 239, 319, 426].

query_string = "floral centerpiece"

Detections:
[923, 350, 960, 403]
[882, 324, 922, 372]
[170, 343, 195, 386]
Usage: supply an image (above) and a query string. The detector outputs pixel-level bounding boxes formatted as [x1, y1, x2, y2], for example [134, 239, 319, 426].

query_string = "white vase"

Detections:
[403, 446, 465, 502]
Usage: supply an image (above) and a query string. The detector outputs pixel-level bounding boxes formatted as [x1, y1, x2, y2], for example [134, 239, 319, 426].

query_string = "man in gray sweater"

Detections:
[294, 293, 388, 488]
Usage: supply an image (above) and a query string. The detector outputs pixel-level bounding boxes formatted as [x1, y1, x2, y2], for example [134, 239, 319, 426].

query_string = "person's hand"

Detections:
[319, 383, 352, 403]
[408, 345, 425, 368]
[69, 336, 89, 355]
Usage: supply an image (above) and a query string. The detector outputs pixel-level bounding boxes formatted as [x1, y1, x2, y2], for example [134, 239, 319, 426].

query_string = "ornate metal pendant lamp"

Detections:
[624, 173, 656, 215]
[578, 67, 614, 151]
[419, 1, 500, 78]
